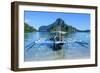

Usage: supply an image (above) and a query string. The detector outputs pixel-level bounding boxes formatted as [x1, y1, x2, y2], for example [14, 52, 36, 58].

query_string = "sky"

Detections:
[24, 11, 90, 30]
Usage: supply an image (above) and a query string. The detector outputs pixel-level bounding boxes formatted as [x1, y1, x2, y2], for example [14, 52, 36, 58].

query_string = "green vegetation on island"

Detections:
[24, 18, 90, 33]
[24, 23, 37, 32]
[39, 18, 78, 33]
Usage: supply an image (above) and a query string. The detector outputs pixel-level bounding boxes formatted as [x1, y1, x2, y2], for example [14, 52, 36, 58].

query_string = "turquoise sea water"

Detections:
[24, 32, 90, 61]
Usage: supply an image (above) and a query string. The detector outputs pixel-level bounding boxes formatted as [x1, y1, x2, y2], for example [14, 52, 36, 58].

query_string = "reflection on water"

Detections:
[24, 32, 90, 62]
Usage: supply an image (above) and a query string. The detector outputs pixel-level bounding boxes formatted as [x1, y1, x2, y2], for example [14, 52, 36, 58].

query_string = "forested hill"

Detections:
[24, 23, 37, 32]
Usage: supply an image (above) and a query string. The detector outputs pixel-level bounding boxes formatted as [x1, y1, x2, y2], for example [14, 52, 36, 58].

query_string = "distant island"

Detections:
[24, 18, 90, 33]
[39, 18, 90, 33]
[24, 23, 37, 32]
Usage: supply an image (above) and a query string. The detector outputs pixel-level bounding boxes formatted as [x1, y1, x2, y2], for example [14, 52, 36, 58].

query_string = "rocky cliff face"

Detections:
[39, 18, 78, 33]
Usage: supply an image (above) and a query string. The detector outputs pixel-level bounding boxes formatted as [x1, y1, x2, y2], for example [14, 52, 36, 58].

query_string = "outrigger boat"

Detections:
[25, 35, 88, 51]
[49, 35, 64, 51]
[25, 26, 89, 51]
[25, 35, 65, 51]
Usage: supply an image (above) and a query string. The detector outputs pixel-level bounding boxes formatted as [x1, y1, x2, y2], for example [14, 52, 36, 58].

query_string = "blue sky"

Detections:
[24, 11, 90, 30]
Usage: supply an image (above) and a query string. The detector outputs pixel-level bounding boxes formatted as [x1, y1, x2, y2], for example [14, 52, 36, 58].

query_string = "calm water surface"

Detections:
[24, 32, 90, 61]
